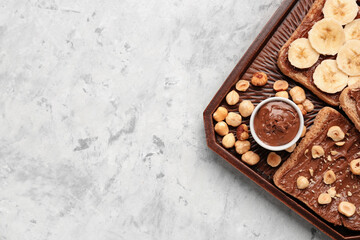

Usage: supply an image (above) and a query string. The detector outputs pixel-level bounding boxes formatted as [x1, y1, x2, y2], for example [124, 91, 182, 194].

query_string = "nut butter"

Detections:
[253, 101, 300, 146]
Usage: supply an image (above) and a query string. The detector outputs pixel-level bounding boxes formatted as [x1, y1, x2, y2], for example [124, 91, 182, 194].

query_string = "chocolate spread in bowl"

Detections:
[350, 89, 360, 117]
[253, 101, 300, 146]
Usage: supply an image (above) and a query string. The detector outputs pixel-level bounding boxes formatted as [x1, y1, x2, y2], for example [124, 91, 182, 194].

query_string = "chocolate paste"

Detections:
[278, 113, 360, 228]
[254, 101, 300, 146]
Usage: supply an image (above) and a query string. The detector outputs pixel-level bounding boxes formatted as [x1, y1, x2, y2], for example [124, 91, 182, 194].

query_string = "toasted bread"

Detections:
[274, 107, 360, 230]
[340, 87, 360, 132]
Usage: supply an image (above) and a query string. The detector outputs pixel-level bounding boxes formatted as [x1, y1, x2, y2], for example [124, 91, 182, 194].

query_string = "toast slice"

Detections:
[277, 0, 360, 106]
[340, 87, 360, 132]
[274, 107, 360, 230]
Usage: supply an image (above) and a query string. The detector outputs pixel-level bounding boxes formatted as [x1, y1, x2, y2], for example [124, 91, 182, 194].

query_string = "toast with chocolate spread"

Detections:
[340, 87, 360, 132]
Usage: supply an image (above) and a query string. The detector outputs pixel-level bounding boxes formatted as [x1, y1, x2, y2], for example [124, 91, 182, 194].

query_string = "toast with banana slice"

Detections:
[278, 0, 360, 106]
[274, 107, 360, 230]
[340, 78, 360, 132]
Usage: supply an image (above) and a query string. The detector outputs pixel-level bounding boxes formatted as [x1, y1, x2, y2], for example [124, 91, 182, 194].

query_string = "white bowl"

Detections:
[249, 97, 304, 151]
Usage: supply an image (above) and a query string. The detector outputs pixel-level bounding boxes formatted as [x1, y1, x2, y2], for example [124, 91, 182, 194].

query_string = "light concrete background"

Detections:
[0, 0, 330, 239]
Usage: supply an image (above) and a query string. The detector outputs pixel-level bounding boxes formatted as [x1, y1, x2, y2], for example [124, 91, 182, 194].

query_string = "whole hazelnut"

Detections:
[236, 124, 249, 140]
[238, 100, 254, 117]
[214, 121, 229, 136]
[251, 72, 268, 86]
[213, 106, 228, 122]
[241, 151, 260, 165]
[235, 140, 251, 155]
[338, 202, 356, 217]
[225, 112, 242, 127]
[297, 104, 307, 115]
[267, 152, 281, 167]
[296, 176, 309, 189]
[275, 91, 289, 98]
[226, 90, 240, 105]
[350, 159, 360, 175]
[222, 133, 235, 149]
[323, 170, 336, 185]
[311, 145, 324, 158]
[290, 86, 306, 104]
[327, 126, 345, 142]
[301, 126, 306, 137]
[318, 193, 332, 205]
[302, 99, 314, 112]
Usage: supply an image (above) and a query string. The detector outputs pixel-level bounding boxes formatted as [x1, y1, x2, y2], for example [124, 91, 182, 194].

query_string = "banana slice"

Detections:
[323, 0, 358, 25]
[308, 19, 345, 55]
[288, 38, 320, 69]
[313, 59, 348, 93]
[348, 76, 360, 89]
[337, 40, 360, 76]
[345, 19, 360, 41]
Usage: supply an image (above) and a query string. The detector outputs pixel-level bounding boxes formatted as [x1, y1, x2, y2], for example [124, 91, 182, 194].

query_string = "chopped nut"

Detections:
[225, 112, 242, 127]
[302, 99, 314, 112]
[275, 91, 289, 98]
[235, 80, 250, 92]
[238, 100, 254, 117]
[236, 124, 249, 140]
[241, 151, 260, 166]
[214, 121, 229, 136]
[273, 80, 289, 91]
[301, 126, 307, 138]
[327, 187, 336, 198]
[222, 133, 235, 149]
[312, 145, 325, 158]
[297, 104, 307, 115]
[327, 126, 345, 142]
[338, 202, 356, 217]
[305, 149, 309, 155]
[309, 168, 314, 177]
[251, 72, 268, 86]
[350, 159, 360, 175]
[327, 155, 332, 161]
[267, 152, 282, 167]
[235, 140, 251, 155]
[286, 143, 296, 153]
[336, 194, 341, 198]
[330, 151, 338, 156]
[213, 107, 228, 122]
[323, 170, 336, 184]
[226, 90, 240, 105]
[290, 86, 306, 104]
[318, 193, 332, 205]
[348, 191, 353, 197]
[335, 141, 345, 146]
[297, 176, 309, 189]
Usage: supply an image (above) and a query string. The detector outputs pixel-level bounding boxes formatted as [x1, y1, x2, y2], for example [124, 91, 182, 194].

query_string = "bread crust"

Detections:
[340, 87, 360, 132]
[277, 0, 340, 106]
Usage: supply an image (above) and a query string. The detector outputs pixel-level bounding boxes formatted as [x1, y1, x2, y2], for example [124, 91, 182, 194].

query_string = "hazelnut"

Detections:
[236, 80, 250, 92]
[327, 187, 336, 198]
[309, 168, 314, 177]
[226, 90, 240, 105]
[225, 112, 242, 127]
[267, 152, 281, 167]
[296, 176, 309, 189]
[236, 124, 249, 140]
[275, 91, 289, 98]
[318, 193, 332, 205]
[350, 159, 360, 175]
[251, 72, 268, 86]
[290, 86, 306, 104]
[241, 151, 260, 165]
[323, 170, 336, 184]
[213, 106, 228, 122]
[327, 126, 345, 142]
[285, 143, 296, 153]
[348, 191, 353, 197]
[222, 133, 235, 149]
[312, 145, 324, 158]
[235, 140, 251, 155]
[301, 126, 306, 138]
[238, 100, 254, 117]
[338, 202, 356, 217]
[297, 104, 307, 115]
[214, 121, 229, 136]
[335, 141, 345, 146]
[302, 99, 314, 112]
[330, 151, 338, 156]
[273, 80, 289, 91]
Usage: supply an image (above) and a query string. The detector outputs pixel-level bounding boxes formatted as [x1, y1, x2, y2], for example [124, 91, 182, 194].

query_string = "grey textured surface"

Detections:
[0, 0, 331, 239]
